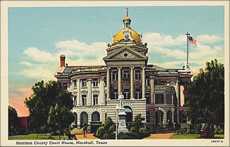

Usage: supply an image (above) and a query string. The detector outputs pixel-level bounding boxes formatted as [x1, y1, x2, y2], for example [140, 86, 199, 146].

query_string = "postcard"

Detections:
[1, 0, 229, 146]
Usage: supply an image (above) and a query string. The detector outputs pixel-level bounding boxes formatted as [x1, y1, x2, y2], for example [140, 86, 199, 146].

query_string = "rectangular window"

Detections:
[73, 96, 77, 106]
[146, 93, 151, 104]
[81, 79, 87, 87]
[135, 91, 141, 99]
[73, 80, 77, 87]
[155, 94, 164, 104]
[104, 77, 107, 86]
[122, 69, 129, 80]
[93, 94, 98, 105]
[135, 70, 141, 80]
[173, 94, 177, 105]
[124, 90, 129, 99]
[146, 79, 150, 87]
[112, 71, 117, 81]
[112, 91, 118, 99]
[146, 111, 150, 122]
[166, 94, 172, 104]
[92, 79, 98, 87]
[82, 95, 87, 106]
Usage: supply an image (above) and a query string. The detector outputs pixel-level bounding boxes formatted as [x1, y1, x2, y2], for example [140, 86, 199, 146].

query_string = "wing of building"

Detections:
[55, 11, 192, 131]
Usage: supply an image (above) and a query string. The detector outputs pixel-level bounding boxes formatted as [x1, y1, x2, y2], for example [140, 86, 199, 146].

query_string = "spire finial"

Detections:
[123, 8, 131, 28]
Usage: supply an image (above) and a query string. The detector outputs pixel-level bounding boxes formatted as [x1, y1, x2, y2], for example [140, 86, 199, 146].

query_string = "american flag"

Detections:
[188, 36, 197, 46]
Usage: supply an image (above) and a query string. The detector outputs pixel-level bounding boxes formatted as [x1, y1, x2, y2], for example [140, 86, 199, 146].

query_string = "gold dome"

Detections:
[112, 9, 142, 44]
[112, 28, 142, 44]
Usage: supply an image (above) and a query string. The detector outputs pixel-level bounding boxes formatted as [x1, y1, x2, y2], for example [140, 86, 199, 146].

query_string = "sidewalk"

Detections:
[144, 133, 174, 139]
[75, 133, 98, 140]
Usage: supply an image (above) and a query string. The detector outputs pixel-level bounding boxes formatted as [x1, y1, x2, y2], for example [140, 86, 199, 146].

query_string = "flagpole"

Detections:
[185, 32, 190, 69]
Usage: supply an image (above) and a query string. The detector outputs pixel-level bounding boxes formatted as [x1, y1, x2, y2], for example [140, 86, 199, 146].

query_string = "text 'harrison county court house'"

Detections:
[55, 11, 192, 130]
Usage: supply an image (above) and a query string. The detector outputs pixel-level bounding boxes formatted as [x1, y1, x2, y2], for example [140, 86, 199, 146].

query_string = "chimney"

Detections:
[60, 55, 65, 67]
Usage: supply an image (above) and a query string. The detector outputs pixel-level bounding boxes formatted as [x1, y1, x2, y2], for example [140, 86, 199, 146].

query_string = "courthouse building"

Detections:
[55, 11, 192, 130]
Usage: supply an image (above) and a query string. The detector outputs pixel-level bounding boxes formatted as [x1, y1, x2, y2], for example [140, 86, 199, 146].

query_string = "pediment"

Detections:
[103, 48, 147, 61]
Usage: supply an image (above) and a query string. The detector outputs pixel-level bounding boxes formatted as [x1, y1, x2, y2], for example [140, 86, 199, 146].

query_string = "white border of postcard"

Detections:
[1, 0, 229, 146]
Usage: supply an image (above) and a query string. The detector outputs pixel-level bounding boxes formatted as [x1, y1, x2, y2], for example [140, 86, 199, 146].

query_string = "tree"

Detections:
[130, 114, 144, 133]
[187, 59, 224, 127]
[8, 106, 19, 135]
[47, 104, 74, 135]
[96, 117, 115, 139]
[25, 80, 74, 133]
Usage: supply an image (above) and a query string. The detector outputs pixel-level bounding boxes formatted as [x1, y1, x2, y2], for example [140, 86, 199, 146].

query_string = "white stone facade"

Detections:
[55, 12, 192, 130]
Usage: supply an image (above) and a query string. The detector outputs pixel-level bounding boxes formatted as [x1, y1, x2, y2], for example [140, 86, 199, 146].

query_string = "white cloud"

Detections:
[55, 40, 107, 61]
[144, 32, 224, 70]
[150, 47, 185, 60]
[24, 47, 55, 63]
[196, 34, 223, 44]
[20, 61, 33, 67]
[20, 39, 107, 80]
[20, 33, 224, 81]
[20, 63, 56, 80]
[142, 32, 185, 47]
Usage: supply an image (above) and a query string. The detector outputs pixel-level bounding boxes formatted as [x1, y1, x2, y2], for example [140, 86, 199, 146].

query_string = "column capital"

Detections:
[141, 65, 146, 69]
[87, 79, 92, 81]
[100, 76, 105, 80]
[130, 65, 135, 69]
[117, 66, 122, 70]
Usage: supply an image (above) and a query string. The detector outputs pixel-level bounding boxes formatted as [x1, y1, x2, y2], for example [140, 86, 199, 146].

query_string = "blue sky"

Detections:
[8, 6, 224, 116]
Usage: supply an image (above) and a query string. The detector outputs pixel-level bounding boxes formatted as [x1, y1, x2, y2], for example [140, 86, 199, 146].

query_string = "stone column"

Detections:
[107, 67, 110, 100]
[172, 108, 175, 126]
[118, 67, 122, 96]
[99, 77, 105, 105]
[164, 93, 167, 105]
[142, 66, 145, 99]
[87, 79, 92, 106]
[77, 112, 81, 128]
[150, 78, 155, 104]
[177, 80, 180, 123]
[130, 66, 134, 99]
[172, 94, 174, 105]
[163, 111, 167, 128]
[77, 79, 81, 106]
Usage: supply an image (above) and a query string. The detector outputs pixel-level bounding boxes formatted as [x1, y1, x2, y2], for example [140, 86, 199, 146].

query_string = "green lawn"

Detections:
[214, 134, 224, 139]
[9, 133, 68, 140]
[171, 134, 200, 139]
[171, 133, 224, 139]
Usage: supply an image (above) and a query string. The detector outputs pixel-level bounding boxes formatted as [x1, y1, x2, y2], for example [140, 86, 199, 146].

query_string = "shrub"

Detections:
[95, 117, 115, 139]
[130, 126, 136, 133]
[139, 128, 147, 134]
[95, 127, 104, 138]
[118, 131, 150, 139]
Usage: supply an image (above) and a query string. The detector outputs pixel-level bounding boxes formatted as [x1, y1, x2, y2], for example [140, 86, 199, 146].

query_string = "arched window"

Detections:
[124, 106, 133, 122]
[91, 111, 100, 122]
[80, 112, 88, 127]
